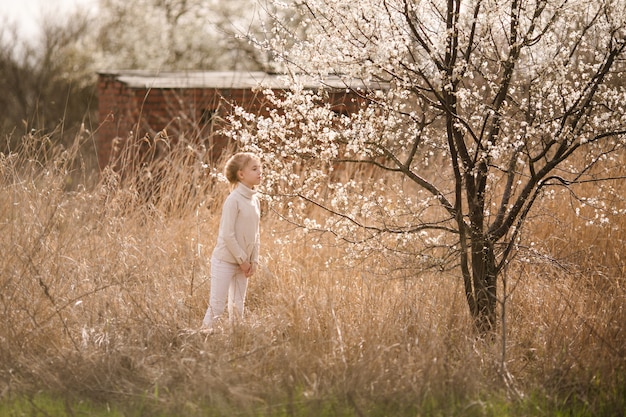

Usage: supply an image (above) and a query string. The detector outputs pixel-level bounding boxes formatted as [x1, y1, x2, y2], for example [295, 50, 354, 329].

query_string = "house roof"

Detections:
[98, 70, 385, 91]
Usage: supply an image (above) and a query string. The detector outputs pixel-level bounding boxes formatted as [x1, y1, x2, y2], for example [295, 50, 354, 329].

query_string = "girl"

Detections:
[202, 152, 262, 329]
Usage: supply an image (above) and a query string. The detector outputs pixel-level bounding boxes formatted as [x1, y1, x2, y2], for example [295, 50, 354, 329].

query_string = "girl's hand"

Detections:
[240, 261, 253, 277]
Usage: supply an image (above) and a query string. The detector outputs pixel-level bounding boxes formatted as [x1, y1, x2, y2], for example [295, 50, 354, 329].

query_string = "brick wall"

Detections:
[96, 73, 368, 170]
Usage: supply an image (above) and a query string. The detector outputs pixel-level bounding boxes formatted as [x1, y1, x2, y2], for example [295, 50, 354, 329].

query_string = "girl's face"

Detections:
[238, 159, 262, 188]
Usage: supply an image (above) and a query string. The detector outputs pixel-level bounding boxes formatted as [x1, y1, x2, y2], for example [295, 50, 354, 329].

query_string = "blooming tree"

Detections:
[231, 0, 626, 333]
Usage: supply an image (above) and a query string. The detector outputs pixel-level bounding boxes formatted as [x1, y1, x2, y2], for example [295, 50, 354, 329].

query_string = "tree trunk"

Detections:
[469, 237, 498, 334]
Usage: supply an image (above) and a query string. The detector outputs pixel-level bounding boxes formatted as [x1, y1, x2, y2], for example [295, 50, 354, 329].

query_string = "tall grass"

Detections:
[1, 131, 624, 416]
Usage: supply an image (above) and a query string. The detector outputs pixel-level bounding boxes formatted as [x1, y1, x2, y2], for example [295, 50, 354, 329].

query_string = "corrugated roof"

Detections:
[98, 70, 383, 90]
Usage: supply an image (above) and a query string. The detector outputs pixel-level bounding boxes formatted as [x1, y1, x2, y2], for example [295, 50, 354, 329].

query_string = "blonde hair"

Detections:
[224, 152, 260, 184]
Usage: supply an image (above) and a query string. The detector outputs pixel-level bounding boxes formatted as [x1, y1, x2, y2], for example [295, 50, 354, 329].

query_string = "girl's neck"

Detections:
[239, 181, 255, 190]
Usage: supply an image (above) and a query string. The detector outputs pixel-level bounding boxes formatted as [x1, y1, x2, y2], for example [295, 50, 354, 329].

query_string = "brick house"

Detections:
[96, 70, 373, 170]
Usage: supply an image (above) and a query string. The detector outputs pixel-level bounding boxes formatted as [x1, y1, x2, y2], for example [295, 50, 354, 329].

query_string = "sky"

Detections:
[0, 0, 98, 39]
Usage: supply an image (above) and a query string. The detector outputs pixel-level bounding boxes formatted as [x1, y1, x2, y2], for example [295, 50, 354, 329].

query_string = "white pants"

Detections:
[202, 258, 248, 328]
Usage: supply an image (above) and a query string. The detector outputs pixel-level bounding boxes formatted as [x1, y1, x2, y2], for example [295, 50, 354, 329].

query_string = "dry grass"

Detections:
[0, 132, 624, 416]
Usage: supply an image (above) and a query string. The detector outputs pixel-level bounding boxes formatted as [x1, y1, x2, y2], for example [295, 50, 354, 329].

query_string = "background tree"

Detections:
[95, 0, 289, 71]
[0, 10, 97, 153]
[231, 0, 626, 334]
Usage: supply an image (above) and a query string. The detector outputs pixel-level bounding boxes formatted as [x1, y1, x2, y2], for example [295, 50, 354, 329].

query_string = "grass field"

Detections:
[1, 132, 624, 416]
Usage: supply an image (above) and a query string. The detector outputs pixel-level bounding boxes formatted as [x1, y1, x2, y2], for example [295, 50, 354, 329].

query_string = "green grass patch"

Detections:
[3, 389, 623, 417]
[0, 393, 123, 417]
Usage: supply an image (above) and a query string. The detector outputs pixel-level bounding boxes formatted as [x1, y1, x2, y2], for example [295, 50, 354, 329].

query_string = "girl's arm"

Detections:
[220, 197, 248, 265]
[250, 199, 261, 265]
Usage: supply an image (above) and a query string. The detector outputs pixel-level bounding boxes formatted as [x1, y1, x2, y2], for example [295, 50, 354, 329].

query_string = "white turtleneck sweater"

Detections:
[212, 182, 260, 265]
